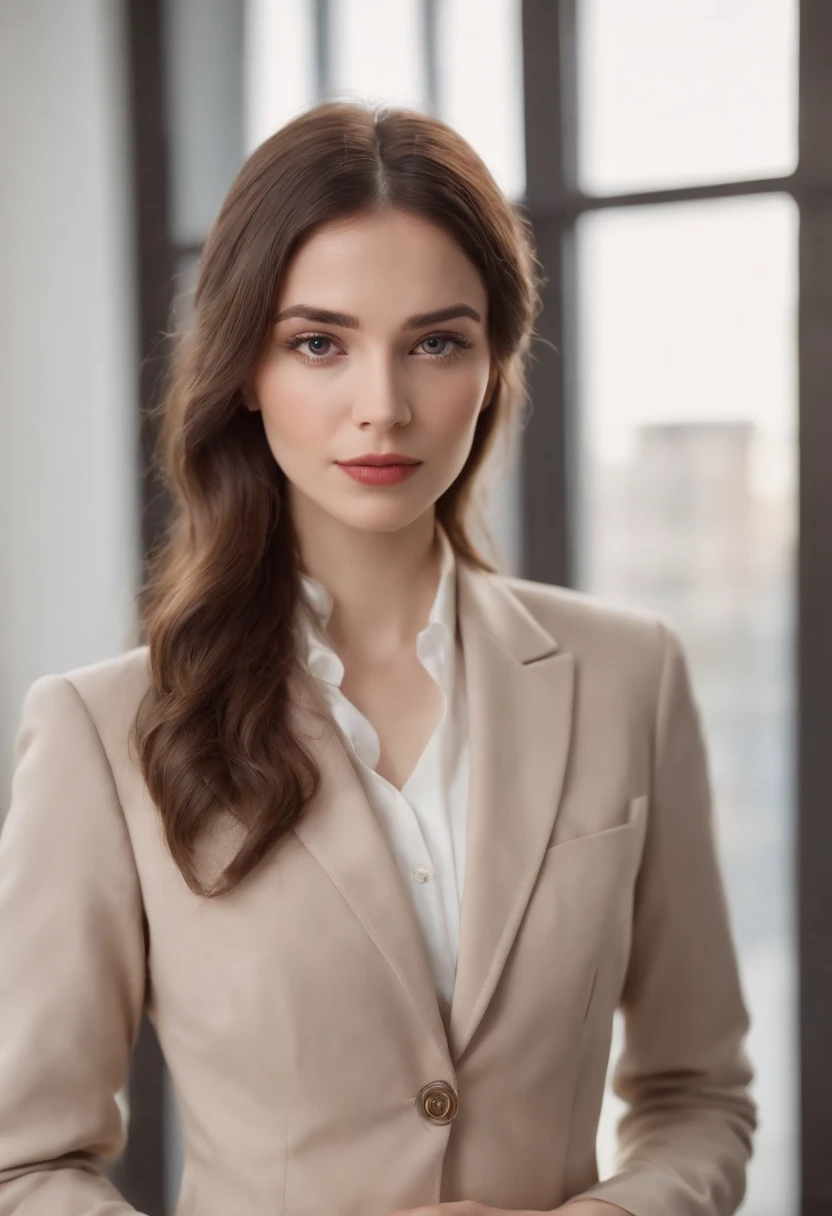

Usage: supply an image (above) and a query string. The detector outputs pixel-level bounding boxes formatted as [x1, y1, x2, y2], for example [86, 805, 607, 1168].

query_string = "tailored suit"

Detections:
[0, 555, 756, 1216]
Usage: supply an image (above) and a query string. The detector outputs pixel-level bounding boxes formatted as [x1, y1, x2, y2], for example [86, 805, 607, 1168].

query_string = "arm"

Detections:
[0, 674, 148, 1214]
[564, 622, 757, 1216]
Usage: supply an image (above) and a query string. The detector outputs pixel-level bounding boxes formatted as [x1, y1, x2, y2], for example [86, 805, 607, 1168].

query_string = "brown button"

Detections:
[417, 1080, 459, 1124]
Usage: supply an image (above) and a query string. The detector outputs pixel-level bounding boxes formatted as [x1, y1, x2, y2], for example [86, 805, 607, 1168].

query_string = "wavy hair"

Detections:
[131, 100, 544, 897]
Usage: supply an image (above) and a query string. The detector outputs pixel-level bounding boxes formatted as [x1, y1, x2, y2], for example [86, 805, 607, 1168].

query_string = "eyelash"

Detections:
[284, 331, 473, 366]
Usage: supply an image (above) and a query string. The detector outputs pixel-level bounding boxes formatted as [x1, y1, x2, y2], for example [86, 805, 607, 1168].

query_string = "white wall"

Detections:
[0, 0, 141, 800]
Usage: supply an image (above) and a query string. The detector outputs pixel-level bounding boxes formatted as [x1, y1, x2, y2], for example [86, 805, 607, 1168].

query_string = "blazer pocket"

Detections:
[544, 793, 648, 855]
[533, 795, 649, 987]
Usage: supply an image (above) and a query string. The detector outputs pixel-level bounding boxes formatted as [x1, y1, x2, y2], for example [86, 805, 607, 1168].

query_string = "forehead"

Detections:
[277, 208, 488, 317]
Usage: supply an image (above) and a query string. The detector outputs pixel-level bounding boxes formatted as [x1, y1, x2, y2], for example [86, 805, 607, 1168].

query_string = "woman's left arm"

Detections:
[393, 623, 756, 1216]
[562, 620, 757, 1216]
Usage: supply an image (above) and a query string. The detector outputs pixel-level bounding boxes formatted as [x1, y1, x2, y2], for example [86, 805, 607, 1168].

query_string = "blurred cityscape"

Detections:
[585, 419, 794, 916]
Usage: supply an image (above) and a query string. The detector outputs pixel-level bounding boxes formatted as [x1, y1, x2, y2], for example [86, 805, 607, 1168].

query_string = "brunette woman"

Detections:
[0, 100, 755, 1216]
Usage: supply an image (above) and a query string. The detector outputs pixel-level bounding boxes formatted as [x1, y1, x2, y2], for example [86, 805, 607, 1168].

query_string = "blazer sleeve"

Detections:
[0, 673, 149, 1215]
[566, 621, 757, 1216]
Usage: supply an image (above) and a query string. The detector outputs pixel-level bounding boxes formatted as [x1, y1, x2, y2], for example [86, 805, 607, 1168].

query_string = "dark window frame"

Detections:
[124, 2, 831, 1212]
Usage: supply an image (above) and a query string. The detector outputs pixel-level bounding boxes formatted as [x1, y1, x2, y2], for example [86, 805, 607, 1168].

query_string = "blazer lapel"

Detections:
[289, 671, 454, 1072]
[447, 559, 574, 1062]
[288, 554, 574, 1071]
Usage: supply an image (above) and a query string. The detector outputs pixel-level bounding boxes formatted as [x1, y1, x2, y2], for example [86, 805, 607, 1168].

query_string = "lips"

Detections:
[337, 462, 421, 486]
[336, 453, 421, 466]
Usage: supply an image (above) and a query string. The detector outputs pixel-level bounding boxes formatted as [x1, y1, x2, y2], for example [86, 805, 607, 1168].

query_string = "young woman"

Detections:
[0, 101, 755, 1216]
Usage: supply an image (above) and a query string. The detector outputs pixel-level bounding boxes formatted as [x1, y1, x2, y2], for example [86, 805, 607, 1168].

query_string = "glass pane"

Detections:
[170, 253, 201, 334]
[164, 0, 246, 247]
[330, 0, 425, 110]
[576, 0, 798, 194]
[573, 195, 798, 1216]
[244, 0, 317, 152]
[437, 0, 525, 200]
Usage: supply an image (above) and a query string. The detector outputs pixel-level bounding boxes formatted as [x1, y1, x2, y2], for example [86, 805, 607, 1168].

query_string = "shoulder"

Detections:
[494, 572, 680, 699]
[501, 572, 671, 650]
[60, 644, 151, 705]
[20, 646, 151, 763]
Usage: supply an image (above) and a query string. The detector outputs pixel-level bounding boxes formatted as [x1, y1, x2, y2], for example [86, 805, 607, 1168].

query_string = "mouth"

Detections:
[336, 461, 422, 486]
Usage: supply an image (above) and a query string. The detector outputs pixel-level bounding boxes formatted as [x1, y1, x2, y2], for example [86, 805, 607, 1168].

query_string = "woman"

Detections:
[0, 101, 755, 1216]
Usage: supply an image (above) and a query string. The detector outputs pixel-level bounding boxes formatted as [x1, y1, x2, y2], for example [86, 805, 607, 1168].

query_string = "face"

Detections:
[247, 207, 495, 537]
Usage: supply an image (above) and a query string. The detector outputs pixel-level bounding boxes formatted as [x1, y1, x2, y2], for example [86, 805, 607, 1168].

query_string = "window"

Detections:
[518, 5, 807, 1212]
[577, 194, 798, 1216]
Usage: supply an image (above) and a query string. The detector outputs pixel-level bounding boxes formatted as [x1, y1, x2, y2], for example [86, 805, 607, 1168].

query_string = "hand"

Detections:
[389, 1200, 630, 1216]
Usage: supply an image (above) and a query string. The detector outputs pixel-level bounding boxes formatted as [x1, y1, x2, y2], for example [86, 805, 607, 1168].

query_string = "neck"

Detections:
[292, 493, 443, 661]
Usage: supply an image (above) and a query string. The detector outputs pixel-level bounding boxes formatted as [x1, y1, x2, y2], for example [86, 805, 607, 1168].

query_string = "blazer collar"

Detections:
[289, 552, 575, 1071]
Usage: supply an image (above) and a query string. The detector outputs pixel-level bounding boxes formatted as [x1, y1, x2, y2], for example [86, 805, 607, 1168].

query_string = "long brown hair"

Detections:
[132, 100, 544, 898]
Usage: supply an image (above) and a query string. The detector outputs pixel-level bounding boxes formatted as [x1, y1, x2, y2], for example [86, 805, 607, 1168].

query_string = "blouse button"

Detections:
[411, 867, 434, 883]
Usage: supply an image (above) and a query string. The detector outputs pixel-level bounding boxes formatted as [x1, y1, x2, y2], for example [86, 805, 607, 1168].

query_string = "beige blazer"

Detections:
[0, 559, 756, 1216]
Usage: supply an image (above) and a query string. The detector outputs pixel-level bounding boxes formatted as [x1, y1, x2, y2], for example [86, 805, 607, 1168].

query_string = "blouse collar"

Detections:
[297, 521, 458, 691]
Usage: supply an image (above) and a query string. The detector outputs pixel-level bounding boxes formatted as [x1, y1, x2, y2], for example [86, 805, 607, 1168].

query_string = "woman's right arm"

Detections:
[0, 673, 148, 1215]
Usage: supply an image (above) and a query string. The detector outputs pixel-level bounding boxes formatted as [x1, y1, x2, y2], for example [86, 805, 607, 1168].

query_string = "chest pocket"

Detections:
[531, 794, 649, 980]
[545, 792, 648, 856]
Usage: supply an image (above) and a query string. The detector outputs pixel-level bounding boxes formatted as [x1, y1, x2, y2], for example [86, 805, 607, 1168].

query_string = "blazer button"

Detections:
[417, 1080, 459, 1124]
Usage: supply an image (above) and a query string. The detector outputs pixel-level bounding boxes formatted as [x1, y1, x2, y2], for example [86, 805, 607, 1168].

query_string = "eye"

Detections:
[415, 332, 473, 361]
[285, 333, 339, 363]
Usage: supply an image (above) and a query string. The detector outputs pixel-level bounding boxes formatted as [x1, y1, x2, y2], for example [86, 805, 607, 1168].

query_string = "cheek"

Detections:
[253, 364, 330, 460]
[427, 374, 488, 442]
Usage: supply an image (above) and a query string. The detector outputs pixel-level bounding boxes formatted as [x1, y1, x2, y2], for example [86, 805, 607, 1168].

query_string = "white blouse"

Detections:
[296, 522, 470, 1029]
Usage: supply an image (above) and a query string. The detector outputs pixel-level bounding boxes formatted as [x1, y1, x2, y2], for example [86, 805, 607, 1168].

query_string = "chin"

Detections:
[343, 511, 425, 534]
[329, 498, 434, 535]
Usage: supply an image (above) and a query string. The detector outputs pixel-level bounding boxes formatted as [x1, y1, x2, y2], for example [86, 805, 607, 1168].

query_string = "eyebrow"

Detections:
[272, 303, 483, 330]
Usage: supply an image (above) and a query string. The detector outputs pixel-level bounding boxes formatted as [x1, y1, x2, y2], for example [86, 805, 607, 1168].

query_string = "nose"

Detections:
[350, 351, 411, 430]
